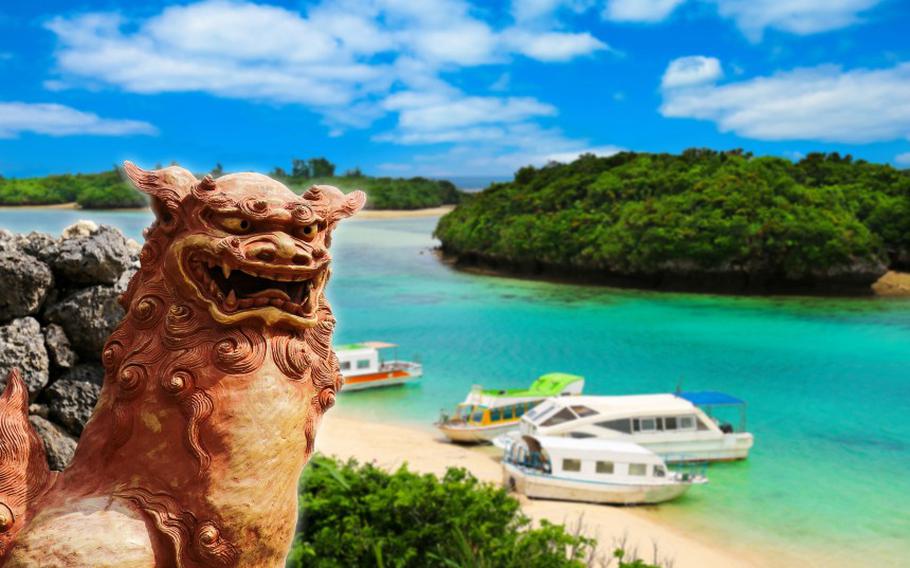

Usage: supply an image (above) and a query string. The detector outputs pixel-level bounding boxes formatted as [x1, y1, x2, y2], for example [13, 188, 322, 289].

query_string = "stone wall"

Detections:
[0, 221, 140, 470]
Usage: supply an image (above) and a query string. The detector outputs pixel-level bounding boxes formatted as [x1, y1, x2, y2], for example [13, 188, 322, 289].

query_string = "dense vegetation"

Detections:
[0, 157, 462, 210]
[272, 157, 463, 210]
[435, 150, 910, 293]
[288, 455, 663, 568]
[0, 169, 147, 208]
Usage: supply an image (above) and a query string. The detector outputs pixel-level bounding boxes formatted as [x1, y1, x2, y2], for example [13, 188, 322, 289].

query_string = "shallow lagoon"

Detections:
[2, 208, 908, 566]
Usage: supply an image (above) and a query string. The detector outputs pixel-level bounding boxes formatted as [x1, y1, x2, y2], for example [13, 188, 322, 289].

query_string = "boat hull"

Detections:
[502, 463, 694, 505]
[342, 370, 420, 392]
[438, 420, 519, 443]
[643, 433, 754, 463]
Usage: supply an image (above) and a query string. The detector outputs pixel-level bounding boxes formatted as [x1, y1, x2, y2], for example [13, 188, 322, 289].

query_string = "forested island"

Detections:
[0, 157, 462, 210]
[435, 150, 910, 294]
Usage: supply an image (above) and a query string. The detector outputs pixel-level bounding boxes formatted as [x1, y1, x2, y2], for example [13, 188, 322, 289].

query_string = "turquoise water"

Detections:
[2, 209, 909, 566]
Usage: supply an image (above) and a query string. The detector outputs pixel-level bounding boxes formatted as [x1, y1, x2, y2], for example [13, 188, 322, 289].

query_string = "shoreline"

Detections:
[0, 203, 455, 219]
[437, 250, 910, 298]
[315, 413, 768, 568]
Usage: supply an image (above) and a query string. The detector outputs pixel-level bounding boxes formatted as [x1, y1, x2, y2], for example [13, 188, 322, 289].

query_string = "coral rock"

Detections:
[0, 317, 50, 400]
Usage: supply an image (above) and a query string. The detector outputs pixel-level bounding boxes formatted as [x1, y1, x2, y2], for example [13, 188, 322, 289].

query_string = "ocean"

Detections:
[2, 208, 908, 567]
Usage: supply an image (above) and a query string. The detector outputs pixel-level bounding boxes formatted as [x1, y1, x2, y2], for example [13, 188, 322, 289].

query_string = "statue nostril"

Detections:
[256, 250, 275, 262]
[293, 253, 311, 266]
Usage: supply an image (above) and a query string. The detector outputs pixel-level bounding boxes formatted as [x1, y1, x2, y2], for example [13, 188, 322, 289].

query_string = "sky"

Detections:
[0, 0, 909, 178]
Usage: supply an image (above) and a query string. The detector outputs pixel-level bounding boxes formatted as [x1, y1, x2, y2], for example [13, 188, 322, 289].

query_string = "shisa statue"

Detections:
[0, 163, 365, 567]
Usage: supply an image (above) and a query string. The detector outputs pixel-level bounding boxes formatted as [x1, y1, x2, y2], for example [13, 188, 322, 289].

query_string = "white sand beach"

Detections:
[316, 414, 764, 568]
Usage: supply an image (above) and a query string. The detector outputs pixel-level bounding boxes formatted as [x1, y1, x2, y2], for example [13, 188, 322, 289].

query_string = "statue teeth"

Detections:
[225, 289, 238, 309]
[222, 263, 231, 279]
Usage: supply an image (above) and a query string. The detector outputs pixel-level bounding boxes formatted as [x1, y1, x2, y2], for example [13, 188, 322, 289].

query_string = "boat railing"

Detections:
[380, 360, 423, 374]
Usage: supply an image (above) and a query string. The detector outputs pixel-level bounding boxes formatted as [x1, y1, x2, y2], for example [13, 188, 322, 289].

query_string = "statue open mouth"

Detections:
[182, 250, 327, 327]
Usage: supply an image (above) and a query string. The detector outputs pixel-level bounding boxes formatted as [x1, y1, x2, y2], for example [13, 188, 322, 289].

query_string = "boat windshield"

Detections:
[507, 443, 551, 473]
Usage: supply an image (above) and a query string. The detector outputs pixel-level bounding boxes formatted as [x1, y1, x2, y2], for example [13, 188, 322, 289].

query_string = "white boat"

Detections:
[436, 373, 584, 443]
[336, 342, 422, 391]
[507, 391, 753, 463]
[502, 435, 705, 505]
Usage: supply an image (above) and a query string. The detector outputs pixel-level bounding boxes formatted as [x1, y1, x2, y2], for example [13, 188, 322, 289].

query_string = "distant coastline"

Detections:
[0, 201, 455, 220]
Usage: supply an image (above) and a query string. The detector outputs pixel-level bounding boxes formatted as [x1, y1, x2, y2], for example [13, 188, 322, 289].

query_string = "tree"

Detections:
[343, 167, 364, 178]
[307, 157, 335, 178]
[291, 158, 310, 179]
[270, 166, 287, 178]
[211, 163, 224, 177]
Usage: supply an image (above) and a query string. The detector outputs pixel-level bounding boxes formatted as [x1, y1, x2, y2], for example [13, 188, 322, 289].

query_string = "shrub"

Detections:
[288, 456, 659, 568]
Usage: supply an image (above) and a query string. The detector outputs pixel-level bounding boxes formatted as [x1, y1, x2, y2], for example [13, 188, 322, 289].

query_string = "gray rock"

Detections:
[43, 323, 77, 369]
[0, 248, 53, 320]
[17, 231, 58, 263]
[52, 225, 132, 285]
[0, 317, 50, 400]
[28, 403, 49, 418]
[28, 415, 77, 471]
[61, 220, 98, 239]
[45, 285, 124, 361]
[58, 363, 105, 386]
[45, 378, 100, 436]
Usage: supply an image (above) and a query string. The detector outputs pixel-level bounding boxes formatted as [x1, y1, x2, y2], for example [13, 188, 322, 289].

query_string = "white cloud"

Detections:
[660, 62, 910, 144]
[710, 0, 882, 41]
[502, 29, 607, 62]
[545, 145, 625, 163]
[0, 102, 157, 138]
[516, 0, 883, 40]
[377, 123, 622, 175]
[603, 0, 685, 22]
[378, 92, 557, 144]
[896, 152, 910, 166]
[661, 56, 722, 88]
[45, 0, 607, 138]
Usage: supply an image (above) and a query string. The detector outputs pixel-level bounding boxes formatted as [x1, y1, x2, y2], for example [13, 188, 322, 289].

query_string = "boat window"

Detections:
[664, 416, 678, 430]
[679, 416, 695, 430]
[629, 463, 647, 476]
[340, 361, 351, 371]
[357, 359, 371, 369]
[471, 410, 486, 423]
[503, 406, 514, 420]
[640, 418, 656, 432]
[569, 405, 598, 418]
[598, 419, 632, 434]
[457, 405, 473, 419]
[653, 466, 666, 478]
[655, 417, 664, 431]
[490, 408, 502, 422]
[595, 461, 614, 474]
[697, 416, 712, 431]
[525, 402, 553, 421]
[562, 459, 581, 472]
[542, 407, 577, 427]
[568, 432, 595, 439]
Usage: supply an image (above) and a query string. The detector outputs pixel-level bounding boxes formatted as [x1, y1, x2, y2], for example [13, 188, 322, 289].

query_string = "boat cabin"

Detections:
[335, 341, 422, 391]
[506, 436, 673, 483]
[518, 391, 753, 462]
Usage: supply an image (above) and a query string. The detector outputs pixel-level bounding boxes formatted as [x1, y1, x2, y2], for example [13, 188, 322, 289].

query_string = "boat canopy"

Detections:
[521, 435, 663, 465]
[335, 341, 398, 351]
[481, 372, 584, 398]
[675, 391, 745, 406]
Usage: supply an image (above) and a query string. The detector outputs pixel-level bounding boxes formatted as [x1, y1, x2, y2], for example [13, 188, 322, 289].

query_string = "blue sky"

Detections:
[1, 0, 909, 178]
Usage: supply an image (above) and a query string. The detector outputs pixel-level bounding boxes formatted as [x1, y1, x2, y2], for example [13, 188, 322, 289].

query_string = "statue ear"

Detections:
[122, 161, 198, 222]
[303, 185, 366, 223]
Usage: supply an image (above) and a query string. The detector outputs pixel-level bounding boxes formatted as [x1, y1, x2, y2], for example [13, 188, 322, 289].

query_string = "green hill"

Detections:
[434, 149, 910, 294]
[0, 163, 463, 210]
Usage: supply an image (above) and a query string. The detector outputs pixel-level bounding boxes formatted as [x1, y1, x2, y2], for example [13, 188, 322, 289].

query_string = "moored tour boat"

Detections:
[337, 342, 422, 391]
[502, 435, 706, 505]
[511, 390, 753, 463]
[436, 373, 584, 443]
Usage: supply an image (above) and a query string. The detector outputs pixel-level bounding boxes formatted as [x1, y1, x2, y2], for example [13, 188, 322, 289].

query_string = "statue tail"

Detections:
[0, 369, 54, 559]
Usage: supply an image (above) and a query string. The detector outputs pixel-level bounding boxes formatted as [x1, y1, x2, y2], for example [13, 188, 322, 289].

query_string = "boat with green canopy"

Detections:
[436, 373, 584, 443]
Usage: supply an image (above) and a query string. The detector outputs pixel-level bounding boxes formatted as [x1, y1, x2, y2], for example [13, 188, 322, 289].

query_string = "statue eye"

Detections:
[218, 217, 252, 234]
[298, 223, 319, 241]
